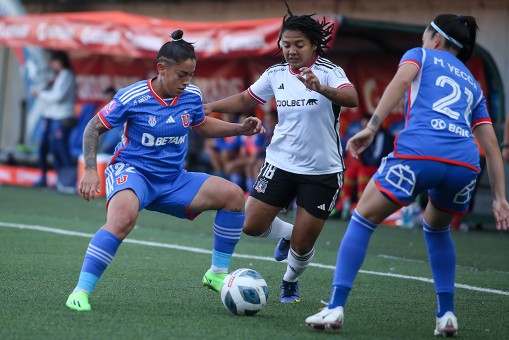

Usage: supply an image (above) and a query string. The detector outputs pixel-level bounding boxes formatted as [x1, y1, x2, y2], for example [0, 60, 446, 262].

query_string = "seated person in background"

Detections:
[338, 114, 394, 219]
[205, 113, 246, 189]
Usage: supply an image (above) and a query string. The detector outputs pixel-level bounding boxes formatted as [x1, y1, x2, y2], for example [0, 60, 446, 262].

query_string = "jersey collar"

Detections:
[148, 78, 179, 106]
[288, 55, 319, 75]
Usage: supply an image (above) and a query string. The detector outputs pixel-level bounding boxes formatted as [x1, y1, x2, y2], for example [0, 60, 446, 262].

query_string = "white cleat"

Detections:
[434, 311, 458, 337]
[305, 306, 344, 330]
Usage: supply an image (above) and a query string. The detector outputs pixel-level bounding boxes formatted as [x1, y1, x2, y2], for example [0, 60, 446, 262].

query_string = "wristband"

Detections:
[501, 143, 509, 149]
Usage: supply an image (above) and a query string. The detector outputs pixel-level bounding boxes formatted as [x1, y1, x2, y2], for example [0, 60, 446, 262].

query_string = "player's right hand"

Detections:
[492, 199, 509, 231]
[79, 169, 101, 201]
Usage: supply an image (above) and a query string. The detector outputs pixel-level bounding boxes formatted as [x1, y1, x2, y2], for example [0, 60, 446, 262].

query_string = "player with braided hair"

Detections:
[305, 14, 509, 336]
[204, 0, 358, 303]
[65, 30, 264, 311]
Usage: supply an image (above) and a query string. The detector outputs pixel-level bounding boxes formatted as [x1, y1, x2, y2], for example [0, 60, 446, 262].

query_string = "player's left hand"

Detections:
[203, 103, 213, 115]
[239, 116, 265, 136]
[296, 67, 321, 92]
[346, 127, 376, 159]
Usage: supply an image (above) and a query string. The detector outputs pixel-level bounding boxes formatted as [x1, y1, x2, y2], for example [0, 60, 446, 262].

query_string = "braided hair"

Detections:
[157, 30, 196, 65]
[276, 0, 334, 57]
[428, 14, 479, 62]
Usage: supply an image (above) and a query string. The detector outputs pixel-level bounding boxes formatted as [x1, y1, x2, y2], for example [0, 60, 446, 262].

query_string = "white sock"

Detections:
[259, 216, 293, 239]
[283, 247, 314, 282]
[210, 265, 228, 274]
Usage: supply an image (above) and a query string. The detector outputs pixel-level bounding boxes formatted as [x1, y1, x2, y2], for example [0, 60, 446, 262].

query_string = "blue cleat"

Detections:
[274, 238, 291, 261]
[280, 279, 300, 303]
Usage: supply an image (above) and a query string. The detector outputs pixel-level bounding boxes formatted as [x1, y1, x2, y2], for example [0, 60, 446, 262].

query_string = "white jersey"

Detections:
[248, 56, 353, 175]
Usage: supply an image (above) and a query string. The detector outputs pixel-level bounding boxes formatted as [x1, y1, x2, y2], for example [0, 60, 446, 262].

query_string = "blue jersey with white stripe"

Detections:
[394, 48, 491, 172]
[97, 79, 205, 181]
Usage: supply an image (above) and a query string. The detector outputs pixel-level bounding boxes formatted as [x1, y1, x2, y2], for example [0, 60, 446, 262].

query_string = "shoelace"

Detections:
[318, 299, 329, 311]
[280, 282, 298, 294]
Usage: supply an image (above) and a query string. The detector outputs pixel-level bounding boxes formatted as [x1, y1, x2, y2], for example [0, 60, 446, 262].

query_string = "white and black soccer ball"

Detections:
[220, 268, 269, 316]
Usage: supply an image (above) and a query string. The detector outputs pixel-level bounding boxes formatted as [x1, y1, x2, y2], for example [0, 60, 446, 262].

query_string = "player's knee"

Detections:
[221, 183, 245, 211]
[105, 210, 138, 239]
[242, 222, 263, 237]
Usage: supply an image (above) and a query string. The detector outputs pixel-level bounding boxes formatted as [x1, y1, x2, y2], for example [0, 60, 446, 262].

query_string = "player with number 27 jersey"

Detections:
[395, 47, 491, 172]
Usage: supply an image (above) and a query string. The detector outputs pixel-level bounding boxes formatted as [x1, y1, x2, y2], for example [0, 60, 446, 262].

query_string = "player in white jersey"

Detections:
[305, 14, 509, 336]
[65, 30, 265, 312]
[204, 1, 358, 303]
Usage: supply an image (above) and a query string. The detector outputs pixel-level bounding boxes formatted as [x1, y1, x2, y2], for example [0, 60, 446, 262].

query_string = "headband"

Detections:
[430, 21, 463, 48]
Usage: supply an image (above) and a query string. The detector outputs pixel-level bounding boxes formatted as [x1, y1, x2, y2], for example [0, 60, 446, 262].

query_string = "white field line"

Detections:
[2, 221, 509, 297]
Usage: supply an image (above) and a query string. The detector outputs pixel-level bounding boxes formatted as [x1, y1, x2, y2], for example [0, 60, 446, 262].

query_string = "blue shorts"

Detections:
[373, 153, 479, 214]
[105, 162, 209, 220]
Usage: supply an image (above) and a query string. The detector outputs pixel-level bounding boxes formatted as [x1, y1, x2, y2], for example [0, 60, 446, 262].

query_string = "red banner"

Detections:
[0, 12, 338, 59]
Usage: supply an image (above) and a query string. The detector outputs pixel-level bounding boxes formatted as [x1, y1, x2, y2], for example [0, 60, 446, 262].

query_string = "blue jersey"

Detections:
[97, 79, 205, 181]
[394, 48, 491, 172]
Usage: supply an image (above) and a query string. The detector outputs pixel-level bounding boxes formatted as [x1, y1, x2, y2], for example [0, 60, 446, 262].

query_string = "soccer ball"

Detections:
[220, 268, 269, 316]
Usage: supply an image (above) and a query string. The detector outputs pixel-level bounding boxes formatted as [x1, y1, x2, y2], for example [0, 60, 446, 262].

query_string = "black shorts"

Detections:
[250, 161, 343, 220]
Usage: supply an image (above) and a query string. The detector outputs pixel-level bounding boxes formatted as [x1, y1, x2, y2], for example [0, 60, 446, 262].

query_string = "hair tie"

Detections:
[430, 21, 463, 48]
[458, 15, 465, 23]
[172, 38, 183, 42]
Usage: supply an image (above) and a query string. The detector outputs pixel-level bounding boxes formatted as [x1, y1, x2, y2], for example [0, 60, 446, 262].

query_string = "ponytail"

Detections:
[429, 14, 479, 62]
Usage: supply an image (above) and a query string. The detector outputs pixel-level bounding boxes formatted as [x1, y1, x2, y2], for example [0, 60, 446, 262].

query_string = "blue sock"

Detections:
[75, 229, 122, 294]
[423, 220, 455, 317]
[211, 210, 244, 272]
[329, 209, 377, 308]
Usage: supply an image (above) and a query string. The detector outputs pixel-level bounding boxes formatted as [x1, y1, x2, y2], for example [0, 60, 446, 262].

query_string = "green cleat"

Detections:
[66, 291, 91, 311]
[202, 269, 227, 293]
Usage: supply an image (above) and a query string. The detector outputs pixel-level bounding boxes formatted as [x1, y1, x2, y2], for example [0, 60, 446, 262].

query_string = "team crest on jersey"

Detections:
[116, 175, 128, 185]
[181, 111, 190, 127]
[100, 99, 117, 116]
[254, 178, 268, 193]
[148, 116, 157, 127]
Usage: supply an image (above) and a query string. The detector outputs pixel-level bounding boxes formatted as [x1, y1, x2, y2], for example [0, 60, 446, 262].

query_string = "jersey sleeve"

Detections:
[247, 69, 274, 104]
[97, 98, 130, 130]
[399, 47, 423, 69]
[471, 94, 492, 129]
[190, 100, 206, 127]
[327, 66, 354, 89]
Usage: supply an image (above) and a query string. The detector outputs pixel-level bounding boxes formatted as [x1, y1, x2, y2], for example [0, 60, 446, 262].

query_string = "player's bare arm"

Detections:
[367, 115, 382, 133]
[193, 116, 264, 138]
[203, 91, 258, 115]
[318, 86, 358, 107]
[79, 115, 108, 200]
[82, 115, 108, 170]
[369, 63, 419, 133]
